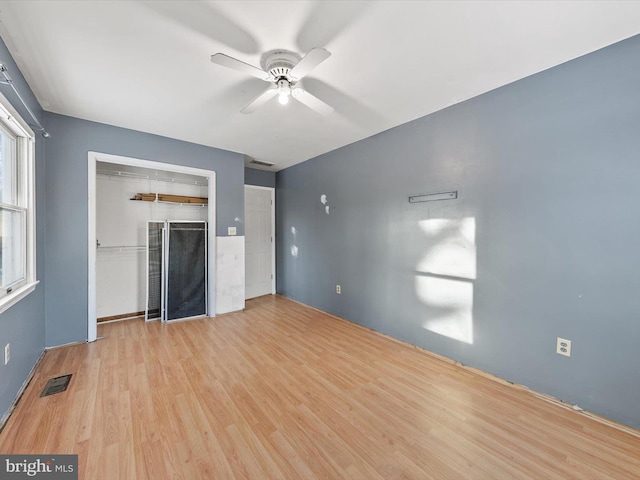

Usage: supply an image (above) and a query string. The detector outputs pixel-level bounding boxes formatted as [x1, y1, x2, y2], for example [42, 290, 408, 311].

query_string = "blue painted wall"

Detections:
[245, 167, 276, 188]
[276, 35, 640, 429]
[0, 38, 46, 423]
[43, 113, 244, 347]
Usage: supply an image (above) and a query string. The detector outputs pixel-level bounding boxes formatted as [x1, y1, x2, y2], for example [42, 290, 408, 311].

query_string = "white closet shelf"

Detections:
[155, 200, 207, 207]
[97, 170, 207, 187]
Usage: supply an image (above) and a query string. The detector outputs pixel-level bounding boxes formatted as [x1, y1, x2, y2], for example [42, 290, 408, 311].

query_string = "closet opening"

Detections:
[88, 152, 216, 342]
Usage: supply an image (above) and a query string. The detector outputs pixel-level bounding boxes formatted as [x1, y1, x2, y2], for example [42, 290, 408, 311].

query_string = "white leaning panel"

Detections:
[216, 235, 245, 314]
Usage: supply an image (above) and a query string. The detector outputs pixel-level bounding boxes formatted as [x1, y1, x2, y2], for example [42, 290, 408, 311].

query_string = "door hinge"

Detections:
[271, 274, 274, 279]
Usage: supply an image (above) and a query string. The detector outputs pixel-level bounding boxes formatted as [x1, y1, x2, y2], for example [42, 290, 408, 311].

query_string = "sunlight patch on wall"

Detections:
[290, 226, 298, 258]
[418, 217, 475, 278]
[416, 217, 476, 344]
[320, 194, 330, 214]
[415, 276, 473, 344]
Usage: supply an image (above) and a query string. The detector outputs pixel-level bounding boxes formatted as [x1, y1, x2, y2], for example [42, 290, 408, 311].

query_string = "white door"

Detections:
[244, 186, 274, 299]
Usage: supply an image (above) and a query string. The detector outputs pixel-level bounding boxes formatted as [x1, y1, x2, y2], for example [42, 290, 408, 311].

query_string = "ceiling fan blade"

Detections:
[211, 53, 271, 81]
[292, 88, 334, 116]
[241, 88, 277, 114]
[288, 48, 331, 80]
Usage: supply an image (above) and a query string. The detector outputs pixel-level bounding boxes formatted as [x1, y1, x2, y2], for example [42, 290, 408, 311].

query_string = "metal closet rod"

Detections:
[0, 62, 50, 138]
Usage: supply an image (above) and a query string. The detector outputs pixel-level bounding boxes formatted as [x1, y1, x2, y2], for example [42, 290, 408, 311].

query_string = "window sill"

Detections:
[0, 280, 39, 316]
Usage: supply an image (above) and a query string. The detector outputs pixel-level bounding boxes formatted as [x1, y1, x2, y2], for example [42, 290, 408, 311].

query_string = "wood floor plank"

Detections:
[1, 295, 639, 479]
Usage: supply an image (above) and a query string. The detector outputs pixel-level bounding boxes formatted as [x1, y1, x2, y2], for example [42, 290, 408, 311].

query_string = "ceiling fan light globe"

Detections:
[276, 78, 292, 97]
[278, 94, 289, 105]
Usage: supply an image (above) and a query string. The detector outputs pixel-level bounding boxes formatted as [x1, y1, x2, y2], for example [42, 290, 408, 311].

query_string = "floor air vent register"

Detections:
[40, 374, 72, 397]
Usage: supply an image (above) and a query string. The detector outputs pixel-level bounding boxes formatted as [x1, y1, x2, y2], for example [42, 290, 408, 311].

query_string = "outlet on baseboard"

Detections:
[4, 343, 9, 365]
[557, 337, 571, 357]
[336, 285, 341, 294]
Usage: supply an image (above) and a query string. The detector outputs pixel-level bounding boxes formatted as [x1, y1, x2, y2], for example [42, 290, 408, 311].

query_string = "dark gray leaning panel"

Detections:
[166, 222, 207, 321]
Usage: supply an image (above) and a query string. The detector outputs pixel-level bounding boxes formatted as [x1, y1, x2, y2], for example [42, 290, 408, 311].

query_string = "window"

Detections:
[0, 92, 37, 313]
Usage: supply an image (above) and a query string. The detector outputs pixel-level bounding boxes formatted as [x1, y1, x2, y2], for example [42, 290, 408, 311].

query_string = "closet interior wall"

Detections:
[96, 163, 208, 321]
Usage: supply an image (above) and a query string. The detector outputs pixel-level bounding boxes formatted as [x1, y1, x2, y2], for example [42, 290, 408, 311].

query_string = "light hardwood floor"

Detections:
[1, 295, 639, 479]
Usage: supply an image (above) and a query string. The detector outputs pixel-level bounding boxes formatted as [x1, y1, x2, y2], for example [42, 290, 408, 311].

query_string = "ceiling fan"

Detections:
[211, 48, 334, 116]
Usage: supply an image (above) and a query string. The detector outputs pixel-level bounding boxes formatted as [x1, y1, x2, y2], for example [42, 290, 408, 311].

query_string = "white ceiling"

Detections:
[1, 1, 639, 171]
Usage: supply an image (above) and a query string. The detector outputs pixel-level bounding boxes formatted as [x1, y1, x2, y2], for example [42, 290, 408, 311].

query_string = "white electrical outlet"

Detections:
[4, 343, 9, 365]
[557, 337, 571, 357]
[227, 227, 237, 236]
[336, 285, 341, 294]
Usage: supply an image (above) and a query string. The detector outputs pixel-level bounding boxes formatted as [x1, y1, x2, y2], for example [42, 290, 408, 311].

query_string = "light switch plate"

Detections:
[228, 227, 237, 236]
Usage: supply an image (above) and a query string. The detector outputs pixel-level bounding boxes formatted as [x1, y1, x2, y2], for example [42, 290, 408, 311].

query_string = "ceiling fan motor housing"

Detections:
[261, 50, 301, 82]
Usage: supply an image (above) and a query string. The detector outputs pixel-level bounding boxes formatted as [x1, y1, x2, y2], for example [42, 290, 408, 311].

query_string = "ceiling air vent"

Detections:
[249, 159, 275, 168]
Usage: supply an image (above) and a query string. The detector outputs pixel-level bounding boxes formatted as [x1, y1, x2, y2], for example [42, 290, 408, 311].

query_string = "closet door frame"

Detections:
[88, 152, 216, 342]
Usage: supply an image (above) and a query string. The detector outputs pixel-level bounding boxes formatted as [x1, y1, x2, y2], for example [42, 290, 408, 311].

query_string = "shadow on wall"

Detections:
[415, 217, 476, 344]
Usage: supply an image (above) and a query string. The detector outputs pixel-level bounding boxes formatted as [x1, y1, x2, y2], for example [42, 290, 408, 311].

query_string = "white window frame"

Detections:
[0, 92, 38, 315]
